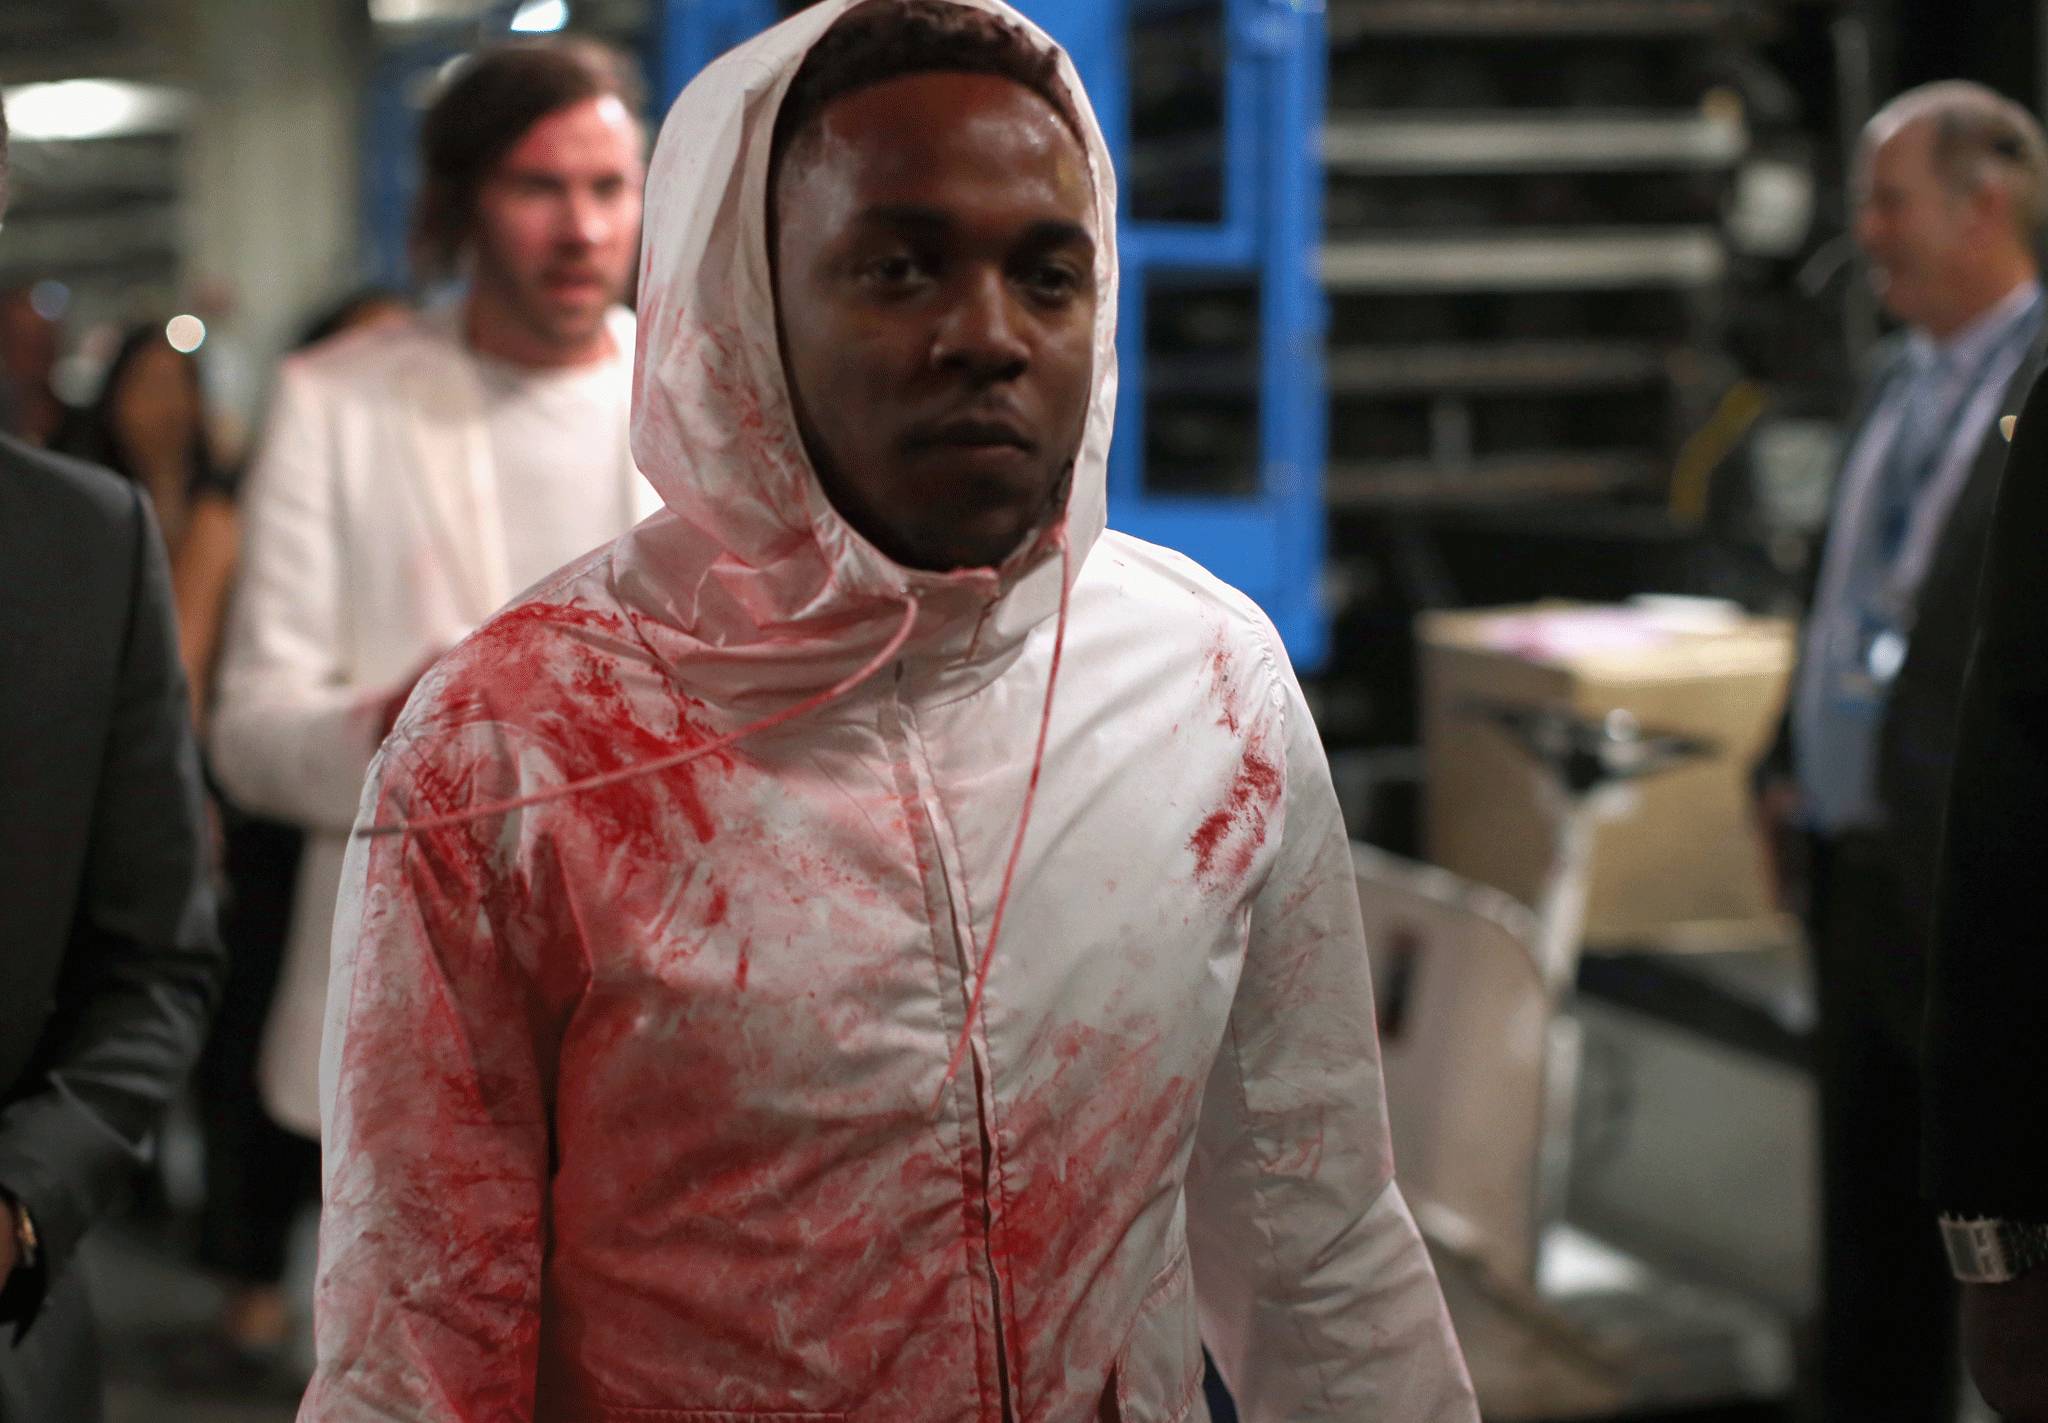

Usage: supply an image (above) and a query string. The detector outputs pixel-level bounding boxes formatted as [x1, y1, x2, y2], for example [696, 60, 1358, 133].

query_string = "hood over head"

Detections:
[620, 0, 1118, 708]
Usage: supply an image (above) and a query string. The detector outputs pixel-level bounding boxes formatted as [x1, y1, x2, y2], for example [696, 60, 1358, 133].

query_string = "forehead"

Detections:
[784, 71, 1093, 231]
[1863, 116, 1939, 188]
[497, 94, 642, 174]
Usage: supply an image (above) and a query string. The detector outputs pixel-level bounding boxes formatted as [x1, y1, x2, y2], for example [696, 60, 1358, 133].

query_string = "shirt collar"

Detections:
[1907, 277, 2044, 373]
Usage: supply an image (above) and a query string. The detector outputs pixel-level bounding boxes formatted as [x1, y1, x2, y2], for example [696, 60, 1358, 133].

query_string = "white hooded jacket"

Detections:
[305, 4, 1477, 1420]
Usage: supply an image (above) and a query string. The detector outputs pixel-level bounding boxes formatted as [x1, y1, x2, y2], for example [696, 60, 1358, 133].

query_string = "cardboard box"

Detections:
[1420, 600, 1797, 950]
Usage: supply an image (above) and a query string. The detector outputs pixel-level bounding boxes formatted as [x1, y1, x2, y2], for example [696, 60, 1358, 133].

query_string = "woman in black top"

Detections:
[58, 322, 239, 719]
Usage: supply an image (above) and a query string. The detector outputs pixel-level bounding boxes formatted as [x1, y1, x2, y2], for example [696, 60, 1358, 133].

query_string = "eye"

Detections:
[1019, 260, 1086, 304]
[859, 251, 932, 294]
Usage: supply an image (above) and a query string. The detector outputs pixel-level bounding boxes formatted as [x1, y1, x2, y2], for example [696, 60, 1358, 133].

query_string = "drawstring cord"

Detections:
[933, 528, 1070, 1112]
[355, 593, 923, 838]
[353, 528, 1074, 1124]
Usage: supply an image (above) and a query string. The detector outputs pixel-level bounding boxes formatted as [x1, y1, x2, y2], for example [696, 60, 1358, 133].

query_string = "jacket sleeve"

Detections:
[0, 486, 223, 1333]
[302, 739, 555, 1421]
[1186, 653, 1478, 1422]
[1924, 366, 2048, 1220]
[209, 362, 390, 833]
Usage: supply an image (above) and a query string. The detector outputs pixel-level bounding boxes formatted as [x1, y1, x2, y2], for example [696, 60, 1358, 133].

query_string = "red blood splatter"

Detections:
[1204, 632, 1243, 734]
[319, 749, 573, 1419]
[430, 598, 734, 878]
[1269, 1111, 1328, 1178]
[327, 563, 1235, 1414]
[1188, 811, 1231, 875]
[984, 1023, 1200, 1418]
[1188, 746, 1283, 888]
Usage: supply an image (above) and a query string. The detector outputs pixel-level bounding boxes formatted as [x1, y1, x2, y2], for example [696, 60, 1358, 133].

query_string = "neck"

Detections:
[130, 444, 186, 491]
[463, 289, 613, 369]
[1925, 259, 2038, 342]
[132, 452, 190, 537]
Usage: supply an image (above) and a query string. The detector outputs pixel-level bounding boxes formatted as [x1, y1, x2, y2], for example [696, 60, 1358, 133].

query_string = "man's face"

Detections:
[471, 94, 644, 356]
[773, 71, 1098, 572]
[1855, 118, 1985, 333]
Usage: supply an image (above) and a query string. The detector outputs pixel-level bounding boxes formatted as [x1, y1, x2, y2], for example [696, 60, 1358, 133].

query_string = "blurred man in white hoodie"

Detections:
[305, 4, 1476, 1421]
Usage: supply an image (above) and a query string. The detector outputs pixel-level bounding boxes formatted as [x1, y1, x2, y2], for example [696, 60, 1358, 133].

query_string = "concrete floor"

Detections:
[86, 1217, 311, 1422]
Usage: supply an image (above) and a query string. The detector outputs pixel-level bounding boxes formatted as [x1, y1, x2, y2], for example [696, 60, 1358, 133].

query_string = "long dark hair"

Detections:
[64, 322, 225, 495]
[411, 36, 644, 281]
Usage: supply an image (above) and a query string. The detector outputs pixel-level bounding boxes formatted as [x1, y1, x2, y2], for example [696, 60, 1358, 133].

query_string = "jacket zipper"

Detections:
[969, 1051, 1018, 1423]
[892, 668, 1017, 1423]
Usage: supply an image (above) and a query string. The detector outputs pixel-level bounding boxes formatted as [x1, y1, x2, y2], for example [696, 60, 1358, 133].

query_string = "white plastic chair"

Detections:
[1354, 842, 1567, 1290]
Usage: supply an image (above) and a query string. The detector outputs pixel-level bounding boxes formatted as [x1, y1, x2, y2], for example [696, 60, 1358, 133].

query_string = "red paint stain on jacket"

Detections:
[1188, 744, 1282, 888]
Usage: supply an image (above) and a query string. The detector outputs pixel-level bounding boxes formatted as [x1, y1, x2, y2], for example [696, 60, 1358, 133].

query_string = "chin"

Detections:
[526, 294, 611, 349]
[1880, 294, 1930, 330]
[1872, 274, 1924, 324]
[942, 515, 1048, 572]
[554, 305, 612, 340]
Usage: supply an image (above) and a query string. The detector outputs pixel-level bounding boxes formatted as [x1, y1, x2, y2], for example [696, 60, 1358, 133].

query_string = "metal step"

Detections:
[1324, 108, 1746, 174]
[1149, 342, 1677, 398]
[1328, 451, 1660, 507]
[1330, 341, 1675, 396]
[1323, 228, 1727, 292]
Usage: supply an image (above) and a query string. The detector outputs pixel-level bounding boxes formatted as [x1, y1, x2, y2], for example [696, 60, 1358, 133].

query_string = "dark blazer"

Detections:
[0, 435, 224, 1422]
[1923, 366, 2048, 1218]
[1878, 341, 2047, 924]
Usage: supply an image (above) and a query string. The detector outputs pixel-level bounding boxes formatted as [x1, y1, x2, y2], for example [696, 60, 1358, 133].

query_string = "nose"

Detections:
[562, 188, 611, 249]
[931, 268, 1030, 382]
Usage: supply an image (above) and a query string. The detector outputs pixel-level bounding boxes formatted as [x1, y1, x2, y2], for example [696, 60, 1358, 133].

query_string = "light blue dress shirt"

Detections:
[1792, 279, 2044, 833]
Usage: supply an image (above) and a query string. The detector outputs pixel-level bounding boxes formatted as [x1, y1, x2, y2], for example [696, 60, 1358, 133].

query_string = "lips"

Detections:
[543, 270, 607, 294]
[904, 417, 1035, 454]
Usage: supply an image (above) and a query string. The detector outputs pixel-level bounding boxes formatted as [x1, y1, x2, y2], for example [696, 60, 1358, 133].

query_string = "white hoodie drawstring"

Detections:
[933, 527, 1071, 1112]
[356, 593, 923, 838]
[355, 526, 1073, 1123]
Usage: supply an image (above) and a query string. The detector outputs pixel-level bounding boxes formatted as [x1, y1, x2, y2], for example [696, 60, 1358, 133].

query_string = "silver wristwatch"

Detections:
[1938, 1215, 2048, 1284]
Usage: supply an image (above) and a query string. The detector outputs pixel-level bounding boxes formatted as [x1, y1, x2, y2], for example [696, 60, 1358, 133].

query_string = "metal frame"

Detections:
[649, 0, 782, 102]
[1043, 0, 1329, 667]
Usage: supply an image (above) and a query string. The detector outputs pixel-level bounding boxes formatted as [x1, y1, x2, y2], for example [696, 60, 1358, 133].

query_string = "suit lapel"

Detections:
[1907, 340, 2048, 627]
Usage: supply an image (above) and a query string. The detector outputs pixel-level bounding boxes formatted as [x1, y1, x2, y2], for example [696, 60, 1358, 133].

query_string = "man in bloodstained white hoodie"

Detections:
[305, 2, 1478, 1419]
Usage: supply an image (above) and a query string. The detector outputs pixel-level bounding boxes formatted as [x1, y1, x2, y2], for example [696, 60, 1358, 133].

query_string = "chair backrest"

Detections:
[1354, 842, 1556, 1287]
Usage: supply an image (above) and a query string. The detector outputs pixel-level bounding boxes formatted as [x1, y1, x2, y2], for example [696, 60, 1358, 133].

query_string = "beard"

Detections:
[469, 239, 618, 357]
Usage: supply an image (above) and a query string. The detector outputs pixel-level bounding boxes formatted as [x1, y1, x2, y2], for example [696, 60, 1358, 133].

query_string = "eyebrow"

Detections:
[855, 203, 1095, 254]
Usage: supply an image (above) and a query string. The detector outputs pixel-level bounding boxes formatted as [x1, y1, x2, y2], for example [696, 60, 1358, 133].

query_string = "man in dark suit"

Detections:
[1923, 366, 2048, 1422]
[1756, 80, 2048, 1423]
[0, 98, 225, 1422]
